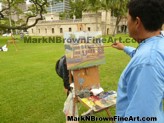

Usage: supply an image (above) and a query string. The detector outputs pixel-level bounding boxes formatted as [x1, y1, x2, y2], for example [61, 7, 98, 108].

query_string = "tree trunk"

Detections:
[104, 10, 108, 35]
[96, 11, 98, 31]
[112, 16, 122, 36]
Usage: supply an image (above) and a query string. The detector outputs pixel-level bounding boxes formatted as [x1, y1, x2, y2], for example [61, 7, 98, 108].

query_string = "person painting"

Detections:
[112, 0, 164, 122]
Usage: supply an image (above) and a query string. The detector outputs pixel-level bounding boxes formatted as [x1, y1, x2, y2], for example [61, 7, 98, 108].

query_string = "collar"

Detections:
[132, 34, 164, 56]
[138, 34, 164, 48]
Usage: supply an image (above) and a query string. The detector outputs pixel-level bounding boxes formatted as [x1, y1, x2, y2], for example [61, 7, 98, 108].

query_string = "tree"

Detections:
[111, 0, 128, 36]
[84, 0, 102, 31]
[0, 0, 48, 31]
[101, 0, 112, 35]
[69, 0, 86, 19]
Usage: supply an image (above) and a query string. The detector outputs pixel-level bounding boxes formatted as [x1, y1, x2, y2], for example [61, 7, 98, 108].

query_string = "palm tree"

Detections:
[84, 0, 102, 31]
[101, 0, 112, 35]
[69, 0, 86, 19]
[111, 0, 128, 36]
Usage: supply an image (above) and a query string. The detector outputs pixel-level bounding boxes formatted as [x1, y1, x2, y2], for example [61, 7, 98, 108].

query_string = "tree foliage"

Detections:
[110, 0, 128, 35]
[69, 0, 86, 19]
[69, 0, 128, 33]
[0, 0, 48, 30]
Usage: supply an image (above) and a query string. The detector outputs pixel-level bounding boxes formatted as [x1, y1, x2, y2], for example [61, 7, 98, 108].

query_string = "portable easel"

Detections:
[69, 66, 115, 123]
[7, 34, 18, 51]
[65, 31, 116, 123]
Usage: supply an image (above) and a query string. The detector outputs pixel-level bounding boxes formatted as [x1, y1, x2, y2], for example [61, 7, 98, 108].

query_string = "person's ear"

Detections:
[135, 17, 142, 29]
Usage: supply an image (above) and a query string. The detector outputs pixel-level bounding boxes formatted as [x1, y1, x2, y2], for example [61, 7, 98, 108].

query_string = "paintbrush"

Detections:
[88, 45, 112, 48]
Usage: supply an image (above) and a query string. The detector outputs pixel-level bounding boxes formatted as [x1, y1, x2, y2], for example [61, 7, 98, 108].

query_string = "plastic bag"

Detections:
[63, 90, 78, 117]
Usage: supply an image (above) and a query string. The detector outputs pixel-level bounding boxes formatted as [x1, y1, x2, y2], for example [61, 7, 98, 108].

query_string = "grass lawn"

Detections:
[0, 34, 138, 123]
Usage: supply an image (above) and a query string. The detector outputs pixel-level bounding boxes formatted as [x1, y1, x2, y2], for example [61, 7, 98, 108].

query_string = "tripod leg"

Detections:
[105, 109, 115, 123]
[12, 40, 18, 51]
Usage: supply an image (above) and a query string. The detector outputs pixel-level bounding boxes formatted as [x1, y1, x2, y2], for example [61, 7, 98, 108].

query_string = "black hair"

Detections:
[127, 0, 164, 31]
[55, 55, 71, 91]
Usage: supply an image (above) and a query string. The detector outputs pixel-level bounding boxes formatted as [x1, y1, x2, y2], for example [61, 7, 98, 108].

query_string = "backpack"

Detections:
[55, 55, 70, 90]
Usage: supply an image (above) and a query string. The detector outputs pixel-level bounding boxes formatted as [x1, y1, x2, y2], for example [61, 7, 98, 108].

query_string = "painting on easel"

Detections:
[64, 31, 105, 70]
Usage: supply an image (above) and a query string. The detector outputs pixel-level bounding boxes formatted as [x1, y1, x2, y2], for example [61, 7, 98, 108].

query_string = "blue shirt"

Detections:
[116, 34, 164, 123]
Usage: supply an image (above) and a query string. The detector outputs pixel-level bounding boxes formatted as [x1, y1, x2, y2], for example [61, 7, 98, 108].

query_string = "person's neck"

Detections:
[137, 30, 161, 43]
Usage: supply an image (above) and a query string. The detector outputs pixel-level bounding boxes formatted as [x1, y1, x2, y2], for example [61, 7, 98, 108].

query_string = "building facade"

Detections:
[28, 11, 127, 36]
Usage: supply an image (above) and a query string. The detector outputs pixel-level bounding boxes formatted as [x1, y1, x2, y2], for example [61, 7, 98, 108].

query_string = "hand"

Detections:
[112, 41, 125, 50]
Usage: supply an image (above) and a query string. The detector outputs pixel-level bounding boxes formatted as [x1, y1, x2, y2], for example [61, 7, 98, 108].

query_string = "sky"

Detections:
[0, 1, 30, 12]
[0, 3, 2, 11]
[26, 0, 31, 4]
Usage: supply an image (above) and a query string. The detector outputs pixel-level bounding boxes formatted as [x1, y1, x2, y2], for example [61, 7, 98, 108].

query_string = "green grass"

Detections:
[0, 34, 138, 123]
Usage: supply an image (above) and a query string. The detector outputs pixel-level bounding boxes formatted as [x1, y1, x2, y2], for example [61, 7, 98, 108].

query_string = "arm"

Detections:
[123, 65, 164, 122]
[112, 42, 136, 58]
[123, 46, 136, 58]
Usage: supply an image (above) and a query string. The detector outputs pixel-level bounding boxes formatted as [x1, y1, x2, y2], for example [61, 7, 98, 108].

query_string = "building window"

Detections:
[80, 27, 82, 31]
[107, 28, 109, 35]
[69, 28, 72, 32]
[38, 29, 40, 33]
[52, 28, 54, 34]
[31, 29, 33, 33]
[88, 27, 91, 31]
[45, 28, 47, 33]
[60, 28, 63, 33]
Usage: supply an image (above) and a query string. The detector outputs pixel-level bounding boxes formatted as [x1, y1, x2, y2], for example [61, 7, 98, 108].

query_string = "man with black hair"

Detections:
[112, 0, 164, 122]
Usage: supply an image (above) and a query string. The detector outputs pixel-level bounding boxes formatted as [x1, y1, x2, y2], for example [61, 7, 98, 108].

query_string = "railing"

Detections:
[40, 19, 82, 24]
